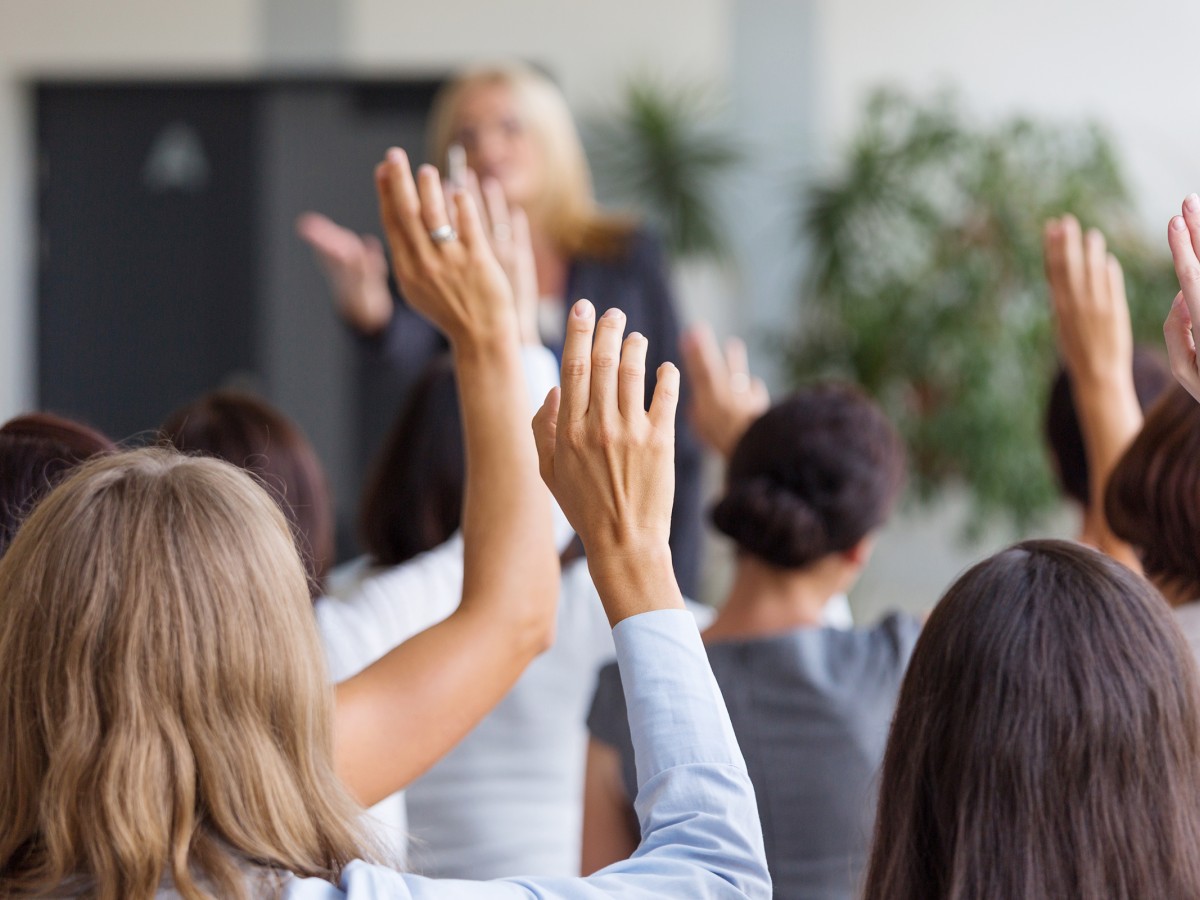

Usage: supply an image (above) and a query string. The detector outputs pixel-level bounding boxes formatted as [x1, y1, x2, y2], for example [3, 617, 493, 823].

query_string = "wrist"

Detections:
[450, 313, 521, 360]
[586, 542, 684, 626]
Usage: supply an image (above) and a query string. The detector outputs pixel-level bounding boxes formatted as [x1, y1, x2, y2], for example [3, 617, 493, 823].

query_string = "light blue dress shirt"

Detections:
[285, 608, 771, 898]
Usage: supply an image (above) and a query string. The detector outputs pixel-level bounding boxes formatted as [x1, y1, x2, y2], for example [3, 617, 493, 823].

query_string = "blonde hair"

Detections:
[0, 448, 373, 899]
[428, 62, 635, 260]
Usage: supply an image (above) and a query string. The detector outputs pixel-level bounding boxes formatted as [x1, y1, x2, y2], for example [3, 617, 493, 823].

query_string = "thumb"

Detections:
[532, 387, 562, 489]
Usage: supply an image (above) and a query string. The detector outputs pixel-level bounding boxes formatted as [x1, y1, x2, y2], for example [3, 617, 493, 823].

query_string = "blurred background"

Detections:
[1, 0, 1196, 616]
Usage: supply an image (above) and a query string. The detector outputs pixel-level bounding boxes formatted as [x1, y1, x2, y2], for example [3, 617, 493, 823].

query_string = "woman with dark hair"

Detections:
[862, 539, 1200, 899]
[1105, 386, 1200, 655]
[584, 378, 913, 898]
[1103, 198, 1200, 660]
[357, 354, 464, 568]
[161, 391, 335, 596]
[318, 343, 618, 876]
[0, 412, 116, 557]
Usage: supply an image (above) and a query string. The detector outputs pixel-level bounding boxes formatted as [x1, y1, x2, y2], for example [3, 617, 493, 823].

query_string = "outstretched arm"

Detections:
[680, 322, 770, 460]
[332, 149, 559, 806]
[1165, 195, 1200, 402]
[1043, 215, 1142, 570]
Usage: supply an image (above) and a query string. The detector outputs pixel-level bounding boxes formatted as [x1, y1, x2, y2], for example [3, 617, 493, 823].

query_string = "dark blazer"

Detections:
[362, 227, 704, 595]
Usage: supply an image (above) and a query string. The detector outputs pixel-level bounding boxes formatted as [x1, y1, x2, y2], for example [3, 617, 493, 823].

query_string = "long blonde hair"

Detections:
[0, 449, 372, 899]
[427, 62, 635, 260]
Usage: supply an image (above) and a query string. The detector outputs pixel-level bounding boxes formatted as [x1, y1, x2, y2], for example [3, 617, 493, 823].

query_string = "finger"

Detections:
[532, 387, 561, 489]
[376, 148, 422, 255]
[560, 299, 596, 424]
[1164, 291, 1198, 387]
[452, 189, 487, 255]
[1059, 214, 1086, 307]
[510, 206, 534, 273]
[1042, 217, 1067, 298]
[1083, 228, 1109, 307]
[618, 332, 649, 421]
[679, 323, 723, 394]
[724, 336, 752, 379]
[648, 362, 681, 435]
[464, 168, 491, 238]
[1170, 213, 1200, 327]
[417, 164, 453, 238]
[482, 177, 512, 241]
[1107, 253, 1129, 318]
[1185, 193, 1200, 261]
[362, 233, 387, 266]
[590, 308, 628, 420]
[441, 181, 459, 232]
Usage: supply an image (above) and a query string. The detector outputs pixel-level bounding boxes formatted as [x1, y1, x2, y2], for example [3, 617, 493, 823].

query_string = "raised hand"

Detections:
[295, 212, 393, 335]
[1043, 214, 1142, 570]
[1165, 195, 1200, 402]
[375, 148, 516, 347]
[458, 170, 539, 345]
[532, 301, 685, 625]
[680, 323, 770, 459]
[1043, 215, 1132, 385]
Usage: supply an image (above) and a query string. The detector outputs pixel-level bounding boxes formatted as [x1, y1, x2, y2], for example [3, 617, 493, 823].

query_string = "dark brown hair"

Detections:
[0, 412, 116, 557]
[863, 539, 1200, 899]
[1106, 384, 1200, 601]
[160, 391, 333, 597]
[1045, 346, 1170, 507]
[359, 355, 465, 567]
[710, 384, 905, 568]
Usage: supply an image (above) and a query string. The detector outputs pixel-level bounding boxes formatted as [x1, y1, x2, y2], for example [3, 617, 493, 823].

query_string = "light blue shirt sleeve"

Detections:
[286, 609, 770, 899]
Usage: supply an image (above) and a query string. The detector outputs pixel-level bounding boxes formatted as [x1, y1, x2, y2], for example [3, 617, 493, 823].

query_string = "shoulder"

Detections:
[577, 223, 667, 275]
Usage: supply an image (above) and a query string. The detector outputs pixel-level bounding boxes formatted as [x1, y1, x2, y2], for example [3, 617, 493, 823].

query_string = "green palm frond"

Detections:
[784, 89, 1174, 537]
[586, 77, 743, 260]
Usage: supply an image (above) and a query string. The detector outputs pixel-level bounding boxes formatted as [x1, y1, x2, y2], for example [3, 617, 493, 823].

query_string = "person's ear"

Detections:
[841, 535, 876, 569]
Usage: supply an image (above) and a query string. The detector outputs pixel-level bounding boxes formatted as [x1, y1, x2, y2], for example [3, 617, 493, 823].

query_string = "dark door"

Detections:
[36, 83, 258, 442]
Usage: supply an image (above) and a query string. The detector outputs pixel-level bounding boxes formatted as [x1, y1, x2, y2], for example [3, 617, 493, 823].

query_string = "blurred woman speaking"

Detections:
[298, 63, 703, 592]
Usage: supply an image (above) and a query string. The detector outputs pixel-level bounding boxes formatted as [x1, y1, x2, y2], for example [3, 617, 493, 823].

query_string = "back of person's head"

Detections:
[426, 61, 632, 258]
[360, 355, 465, 567]
[710, 384, 905, 569]
[0, 412, 115, 558]
[1106, 384, 1200, 601]
[0, 448, 369, 899]
[1045, 347, 1171, 507]
[161, 390, 333, 596]
[862, 539, 1200, 899]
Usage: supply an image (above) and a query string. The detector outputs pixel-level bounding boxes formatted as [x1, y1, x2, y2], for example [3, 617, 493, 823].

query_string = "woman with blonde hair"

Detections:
[0, 149, 770, 899]
[298, 62, 703, 593]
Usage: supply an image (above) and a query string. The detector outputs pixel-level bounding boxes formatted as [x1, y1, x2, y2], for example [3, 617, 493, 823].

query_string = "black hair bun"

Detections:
[712, 476, 830, 568]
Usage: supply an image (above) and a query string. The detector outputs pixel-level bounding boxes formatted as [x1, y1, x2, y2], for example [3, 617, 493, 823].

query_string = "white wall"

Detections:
[0, 0, 732, 421]
[813, 0, 1200, 232]
[0, 0, 261, 420]
[1, 0, 1192, 613]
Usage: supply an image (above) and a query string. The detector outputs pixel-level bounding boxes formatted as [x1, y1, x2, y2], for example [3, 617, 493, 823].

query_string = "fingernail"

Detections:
[1172, 216, 1188, 232]
[573, 299, 593, 318]
[1187, 194, 1200, 213]
[601, 307, 623, 320]
[387, 147, 403, 163]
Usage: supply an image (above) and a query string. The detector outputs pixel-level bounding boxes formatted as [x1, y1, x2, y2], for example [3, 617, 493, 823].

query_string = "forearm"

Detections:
[1073, 373, 1144, 569]
[455, 326, 559, 627]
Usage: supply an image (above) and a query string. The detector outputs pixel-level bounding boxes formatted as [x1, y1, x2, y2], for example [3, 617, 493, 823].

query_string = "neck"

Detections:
[704, 554, 855, 643]
[1157, 578, 1197, 610]
[1077, 506, 1104, 550]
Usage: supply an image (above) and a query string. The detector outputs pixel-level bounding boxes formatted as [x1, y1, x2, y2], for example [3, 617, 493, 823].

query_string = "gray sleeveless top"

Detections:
[587, 612, 921, 900]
